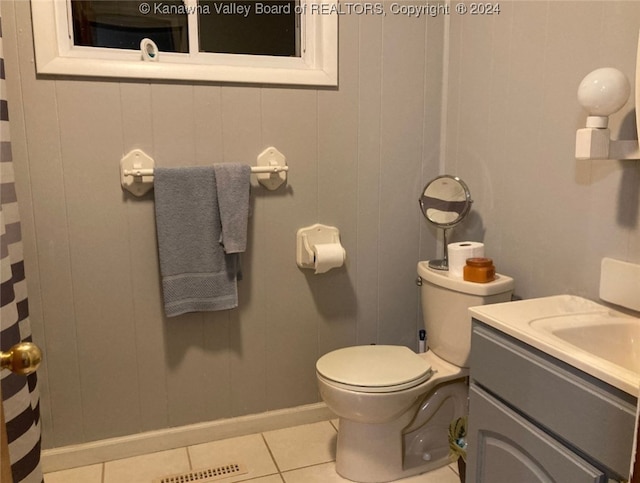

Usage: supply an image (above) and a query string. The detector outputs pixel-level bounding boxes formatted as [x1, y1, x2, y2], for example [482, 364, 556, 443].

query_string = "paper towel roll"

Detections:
[313, 243, 345, 274]
[448, 241, 485, 278]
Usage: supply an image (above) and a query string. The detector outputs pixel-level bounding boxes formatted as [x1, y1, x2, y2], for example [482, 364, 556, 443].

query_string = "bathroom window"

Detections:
[70, 1, 190, 53]
[31, 0, 337, 86]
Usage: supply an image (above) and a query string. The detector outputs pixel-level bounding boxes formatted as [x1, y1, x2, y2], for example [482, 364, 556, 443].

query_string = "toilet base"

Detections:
[335, 378, 468, 483]
[336, 420, 452, 483]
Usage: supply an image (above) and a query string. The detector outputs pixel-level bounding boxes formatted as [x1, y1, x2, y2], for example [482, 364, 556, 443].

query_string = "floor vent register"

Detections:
[154, 463, 248, 483]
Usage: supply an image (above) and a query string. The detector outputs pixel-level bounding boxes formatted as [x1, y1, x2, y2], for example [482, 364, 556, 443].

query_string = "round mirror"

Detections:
[419, 175, 472, 227]
[419, 175, 472, 270]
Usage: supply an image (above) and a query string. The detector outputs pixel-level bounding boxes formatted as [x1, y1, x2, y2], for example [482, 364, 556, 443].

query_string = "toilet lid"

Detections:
[316, 345, 432, 393]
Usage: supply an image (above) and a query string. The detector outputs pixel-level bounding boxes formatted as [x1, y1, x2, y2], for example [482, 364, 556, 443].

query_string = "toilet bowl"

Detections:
[317, 347, 468, 482]
[316, 262, 514, 482]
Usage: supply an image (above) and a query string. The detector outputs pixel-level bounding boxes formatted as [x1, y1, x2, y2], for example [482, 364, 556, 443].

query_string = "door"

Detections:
[2, 384, 13, 482]
[0, 342, 43, 483]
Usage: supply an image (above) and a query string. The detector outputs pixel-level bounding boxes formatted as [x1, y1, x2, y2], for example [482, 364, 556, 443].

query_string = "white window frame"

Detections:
[30, 0, 338, 86]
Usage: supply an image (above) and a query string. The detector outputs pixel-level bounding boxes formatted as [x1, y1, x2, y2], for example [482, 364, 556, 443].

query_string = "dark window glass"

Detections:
[71, 0, 189, 53]
[198, 1, 299, 57]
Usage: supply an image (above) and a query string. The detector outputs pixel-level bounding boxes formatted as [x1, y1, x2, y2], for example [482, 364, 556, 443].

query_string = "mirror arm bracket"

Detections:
[428, 228, 450, 271]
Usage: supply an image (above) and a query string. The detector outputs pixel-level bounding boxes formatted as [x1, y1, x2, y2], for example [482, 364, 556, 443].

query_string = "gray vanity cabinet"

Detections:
[466, 322, 636, 483]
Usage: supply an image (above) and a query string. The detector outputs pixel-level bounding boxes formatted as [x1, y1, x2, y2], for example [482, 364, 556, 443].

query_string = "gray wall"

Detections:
[3, 0, 640, 451]
[2, 0, 443, 448]
[445, 1, 640, 300]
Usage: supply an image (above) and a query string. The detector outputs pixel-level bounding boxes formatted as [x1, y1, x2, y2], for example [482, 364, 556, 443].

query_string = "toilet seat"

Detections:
[316, 345, 433, 393]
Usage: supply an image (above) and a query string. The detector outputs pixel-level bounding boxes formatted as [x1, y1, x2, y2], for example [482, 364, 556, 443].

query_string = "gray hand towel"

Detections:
[154, 166, 238, 317]
[213, 163, 251, 254]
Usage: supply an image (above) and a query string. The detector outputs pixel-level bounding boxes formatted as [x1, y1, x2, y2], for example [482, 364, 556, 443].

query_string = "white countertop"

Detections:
[469, 295, 640, 397]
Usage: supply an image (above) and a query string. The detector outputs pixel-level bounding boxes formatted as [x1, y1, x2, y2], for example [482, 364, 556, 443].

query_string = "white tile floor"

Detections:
[43, 421, 461, 483]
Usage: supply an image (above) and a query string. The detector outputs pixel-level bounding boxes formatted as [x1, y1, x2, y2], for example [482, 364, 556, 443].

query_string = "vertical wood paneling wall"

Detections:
[2, 1, 443, 448]
[445, 2, 640, 300]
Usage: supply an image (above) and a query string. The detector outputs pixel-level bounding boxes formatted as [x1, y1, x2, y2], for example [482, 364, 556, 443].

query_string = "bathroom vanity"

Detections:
[466, 296, 638, 483]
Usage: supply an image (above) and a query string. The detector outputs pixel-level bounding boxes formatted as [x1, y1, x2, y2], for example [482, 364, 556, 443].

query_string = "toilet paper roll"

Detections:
[448, 241, 485, 278]
[313, 243, 345, 274]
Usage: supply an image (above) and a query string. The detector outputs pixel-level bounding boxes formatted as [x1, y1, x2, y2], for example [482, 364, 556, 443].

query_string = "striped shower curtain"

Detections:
[0, 12, 43, 483]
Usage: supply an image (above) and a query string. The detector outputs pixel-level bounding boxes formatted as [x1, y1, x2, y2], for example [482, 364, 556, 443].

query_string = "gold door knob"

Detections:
[0, 342, 42, 375]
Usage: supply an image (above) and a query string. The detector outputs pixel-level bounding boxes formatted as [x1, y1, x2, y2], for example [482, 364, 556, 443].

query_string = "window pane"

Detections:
[71, 0, 189, 53]
[198, 1, 299, 57]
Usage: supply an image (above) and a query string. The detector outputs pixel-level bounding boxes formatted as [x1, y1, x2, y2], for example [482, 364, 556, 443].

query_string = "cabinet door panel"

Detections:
[467, 385, 606, 483]
[480, 436, 554, 483]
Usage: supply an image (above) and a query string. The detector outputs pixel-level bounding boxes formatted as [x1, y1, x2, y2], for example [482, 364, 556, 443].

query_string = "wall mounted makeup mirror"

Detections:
[419, 175, 473, 270]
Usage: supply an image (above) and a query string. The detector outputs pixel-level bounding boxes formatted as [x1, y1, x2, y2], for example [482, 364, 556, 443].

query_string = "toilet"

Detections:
[316, 261, 514, 483]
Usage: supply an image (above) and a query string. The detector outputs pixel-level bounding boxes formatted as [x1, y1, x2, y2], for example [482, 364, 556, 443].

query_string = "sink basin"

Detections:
[470, 295, 640, 396]
[531, 314, 640, 373]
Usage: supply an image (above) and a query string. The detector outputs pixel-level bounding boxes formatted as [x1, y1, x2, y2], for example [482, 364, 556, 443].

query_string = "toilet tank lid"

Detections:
[316, 345, 432, 388]
[417, 261, 514, 297]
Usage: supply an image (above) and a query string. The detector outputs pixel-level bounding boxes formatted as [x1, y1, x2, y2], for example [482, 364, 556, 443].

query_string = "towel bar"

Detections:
[123, 165, 288, 177]
[120, 147, 289, 196]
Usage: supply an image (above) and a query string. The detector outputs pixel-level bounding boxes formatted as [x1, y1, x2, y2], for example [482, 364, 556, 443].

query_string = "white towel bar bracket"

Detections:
[255, 147, 287, 191]
[119, 147, 289, 197]
[120, 149, 155, 196]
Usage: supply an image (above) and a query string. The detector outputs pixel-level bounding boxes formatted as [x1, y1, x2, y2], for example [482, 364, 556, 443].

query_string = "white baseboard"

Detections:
[41, 402, 335, 473]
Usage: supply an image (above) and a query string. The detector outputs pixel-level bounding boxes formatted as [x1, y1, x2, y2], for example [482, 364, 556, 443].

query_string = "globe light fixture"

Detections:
[575, 67, 639, 160]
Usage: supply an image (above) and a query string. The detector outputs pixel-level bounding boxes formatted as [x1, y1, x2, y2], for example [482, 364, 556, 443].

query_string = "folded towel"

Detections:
[213, 163, 251, 254]
[154, 166, 238, 317]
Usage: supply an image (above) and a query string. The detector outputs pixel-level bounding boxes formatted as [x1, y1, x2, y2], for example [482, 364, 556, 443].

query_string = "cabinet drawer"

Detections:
[468, 384, 606, 483]
[470, 322, 635, 477]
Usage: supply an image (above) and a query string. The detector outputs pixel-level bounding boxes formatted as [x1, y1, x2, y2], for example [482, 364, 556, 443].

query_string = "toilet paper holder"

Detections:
[296, 224, 345, 271]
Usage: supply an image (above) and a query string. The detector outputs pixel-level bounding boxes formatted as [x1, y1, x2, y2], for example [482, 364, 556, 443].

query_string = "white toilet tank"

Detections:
[417, 261, 514, 368]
